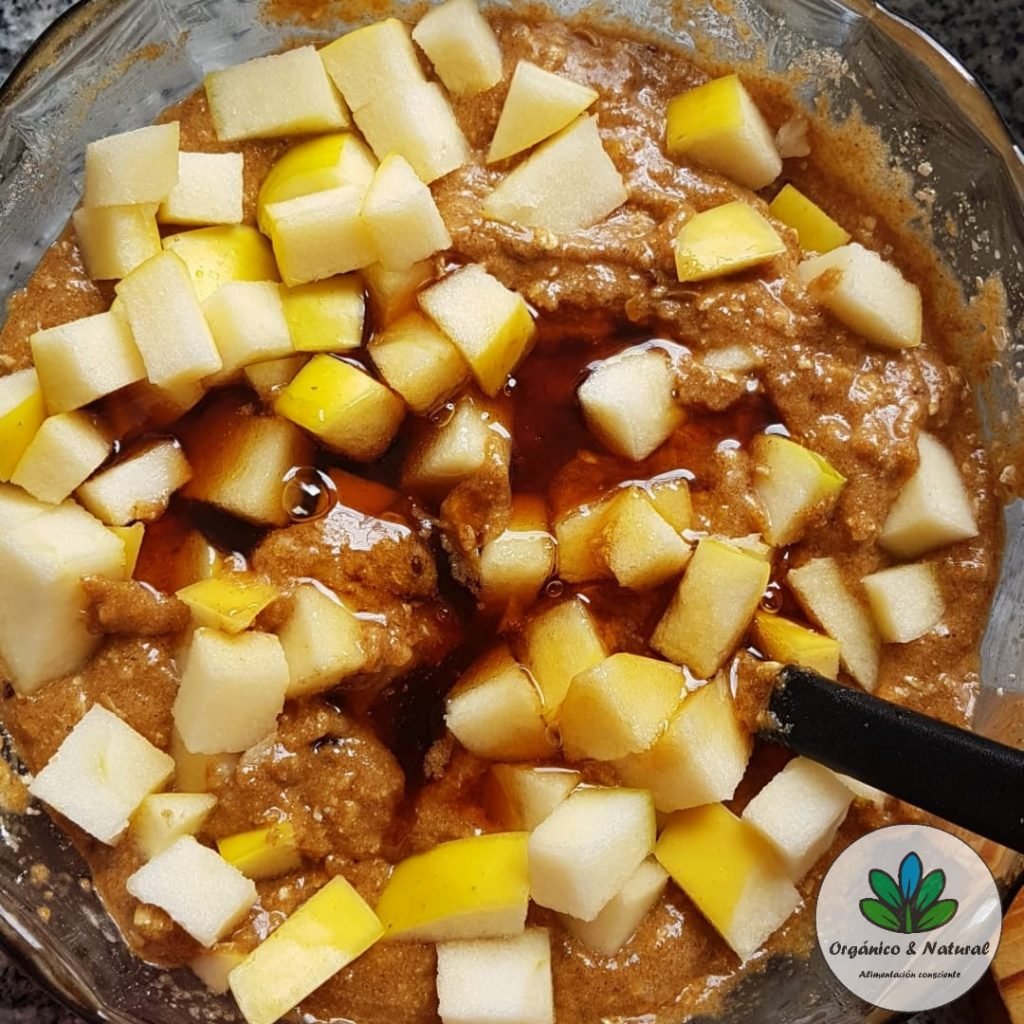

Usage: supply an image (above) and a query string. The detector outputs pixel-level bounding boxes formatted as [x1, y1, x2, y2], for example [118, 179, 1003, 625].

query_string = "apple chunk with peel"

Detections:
[0, 369, 45, 479]
[674, 201, 786, 283]
[742, 758, 853, 881]
[229, 875, 383, 1024]
[656, 803, 801, 962]
[652, 538, 771, 679]
[436, 929, 554, 1024]
[484, 766, 579, 831]
[614, 673, 752, 812]
[479, 494, 556, 607]
[244, 355, 307, 401]
[529, 787, 656, 922]
[127, 836, 257, 947]
[175, 574, 279, 634]
[218, 820, 302, 880]
[83, 122, 180, 207]
[560, 653, 683, 762]
[798, 243, 922, 350]
[202, 281, 294, 379]
[879, 433, 978, 558]
[413, 0, 503, 97]
[487, 61, 599, 163]
[191, 948, 245, 996]
[751, 611, 841, 679]
[862, 563, 945, 644]
[419, 265, 536, 396]
[445, 646, 552, 761]
[73, 203, 161, 280]
[601, 486, 691, 590]
[173, 628, 290, 755]
[110, 523, 145, 578]
[484, 116, 627, 233]
[159, 152, 244, 226]
[752, 433, 846, 546]
[29, 705, 175, 845]
[578, 347, 683, 461]
[787, 558, 880, 690]
[11, 411, 111, 504]
[282, 275, 365, 354]
[363, 260, 435, 326]
[665, 74, 781, 191]
[553, 496, 614, 583]
[131, 793, 217, 860]
[162, 225, 279, 303]
[769, 184, 850, 254]
[375, 833, 530, 941]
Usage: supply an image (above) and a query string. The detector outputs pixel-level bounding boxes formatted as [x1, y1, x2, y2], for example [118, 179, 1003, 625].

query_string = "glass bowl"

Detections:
[1, 0, 1023, 1021]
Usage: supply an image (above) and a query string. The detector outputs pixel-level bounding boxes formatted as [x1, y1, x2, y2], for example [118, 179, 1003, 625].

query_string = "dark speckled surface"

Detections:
[0, 0, 1021, 1020]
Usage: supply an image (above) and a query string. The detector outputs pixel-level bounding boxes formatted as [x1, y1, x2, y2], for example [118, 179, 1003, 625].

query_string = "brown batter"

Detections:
[0, 12, 1004, 1024]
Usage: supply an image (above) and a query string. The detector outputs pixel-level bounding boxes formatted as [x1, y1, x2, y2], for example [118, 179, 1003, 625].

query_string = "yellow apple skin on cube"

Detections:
[173, 628, 290, 755]
[601, 487, 691, 590]
[83, 122, 180, 207]
[787, 557, 880, 690]
[879, 433, 978, 558]
[0, 369, 45, 480]
[528, 787, 655, 921]
[656, 803, 801, 962]
[205, 46, 349, 142]
[483, 765, 579, 831]
[484, 115, 627, 233]
[647, 474, 693, 532]
[554, 497, 614, 583]
[190, 947, 246, 995]
[162, 225, 280, 303]
[110, 522, 145, 578]
[171, 729, 239, 795]
[158, 152, 244, 227]
[768, 184, 850, 254]
[487, 61, 599, 163]
[176, 573, 279, 635]
[862, 563, 944, 644]
[275, 355, 405, 462]
[282, 275, 365, 354]
[562, 857, 669, 957]
[229, 875, 383, 1024]
[419, 265, 535, 396]
[28, 705, 175, 845]
[218, 820, 302, 880]
[363, 260, 435, 325]
[277, 582, 368, 698]
[751, 610, 841, 679]
[361, 154, 452, 271]
[203, 281, 294, 380]
[375, 832, 530, 941]
[652, 538, 771, 678]
[244, 355, 308, 402]
[479, 494, 556, 607]
[73, 203, 161, 280]
[30, 311, 145, 414]
[11, 411, 110, 504]
[742, 758, 853, 881]
[578, 348, 683, 461]
[665, 74, 781, 191]
[614, 673, 751, 812]
[522, 598, 607, 719]
[131, 792, 218, 860]
[436, 928, 554, 1024]
[77, 439, 191, 526]
[413, 0, 503, 97]
[560, 653, 683, 762]
[751, 433, 846, 547]
[798, 242, 922, 350]
[445, 646, 552, 761]
[127, 836, 257, 947]
[674, 201, 786, 283]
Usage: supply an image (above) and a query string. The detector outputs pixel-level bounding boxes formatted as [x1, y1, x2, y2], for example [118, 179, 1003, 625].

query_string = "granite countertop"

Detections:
[0, 0, 1022, 1021]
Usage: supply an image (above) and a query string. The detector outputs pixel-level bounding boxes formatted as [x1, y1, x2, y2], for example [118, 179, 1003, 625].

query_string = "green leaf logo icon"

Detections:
[858, 852, 959, 934]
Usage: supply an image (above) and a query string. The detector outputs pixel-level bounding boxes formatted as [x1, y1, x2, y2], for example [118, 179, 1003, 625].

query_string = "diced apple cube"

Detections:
[127, 836, 257, 947]
[282, 275, 365, 353]
[419, 265, 535, 396]
[578, 348, 682, 461]
[529, 787, 655, 921]
[600, 486, 691, 590]
[176, 573, 279, 634]
[787, 557, 880, 690]
[862, 562, 944, 643]
[647, 474, 693, 531]
[562, 858, 668, 956]
[170, 729, 239, 795]
[73, 202, 161, 280]
[751, 610, 841, 679]
[217, 820, 301, 880]
[768, 184, 850, 254]
[674, 201, 786, 283]
[0, 368, 45, 480]
[77, 439, 191, 525]
[363, 260, 435, 325]
[202, 281, 294, 381]
[484, 115, 627, 233]
[445, 646, 551, 761]
[131, 792, 218, 860]
[162, 225, 280, 302]
[30, 311, 145, 413]
[275, 355, 405, 461]
[413, 0, 503, 97]
[879, 433, 978, 558]
[375, 832, 530, 941]
[656, 803, 800, 961]
[229, 875, 383, 1024]
[553, 497, 614, 583]
[29, 704, 175, 844]
[110, 523, 145, 578]
[83, 122, 180, 207]
[11, 411, 110, 504]
[205, 46, 349, 141]
[277, 582, 368, 698]
[742, 757, 853, 880]
[158, 152, 244, 226]
[614, 673, 751, 812]
[244, 355, 308, 402]
[190, 947, 246, 995]
[484, 765, 579, 831]
[652, 538, 770, 678]
[436, 929, 554, 1024]
[0, 482, 49, 531]
[665, 74, 781, 191]
[172, 628, 290, 755]
[479, 494, 556, 607]
[798, 242, 922, 350]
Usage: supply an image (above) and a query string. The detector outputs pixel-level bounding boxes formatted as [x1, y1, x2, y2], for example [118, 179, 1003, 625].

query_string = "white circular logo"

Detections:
[816, 824, 1001, 1012]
